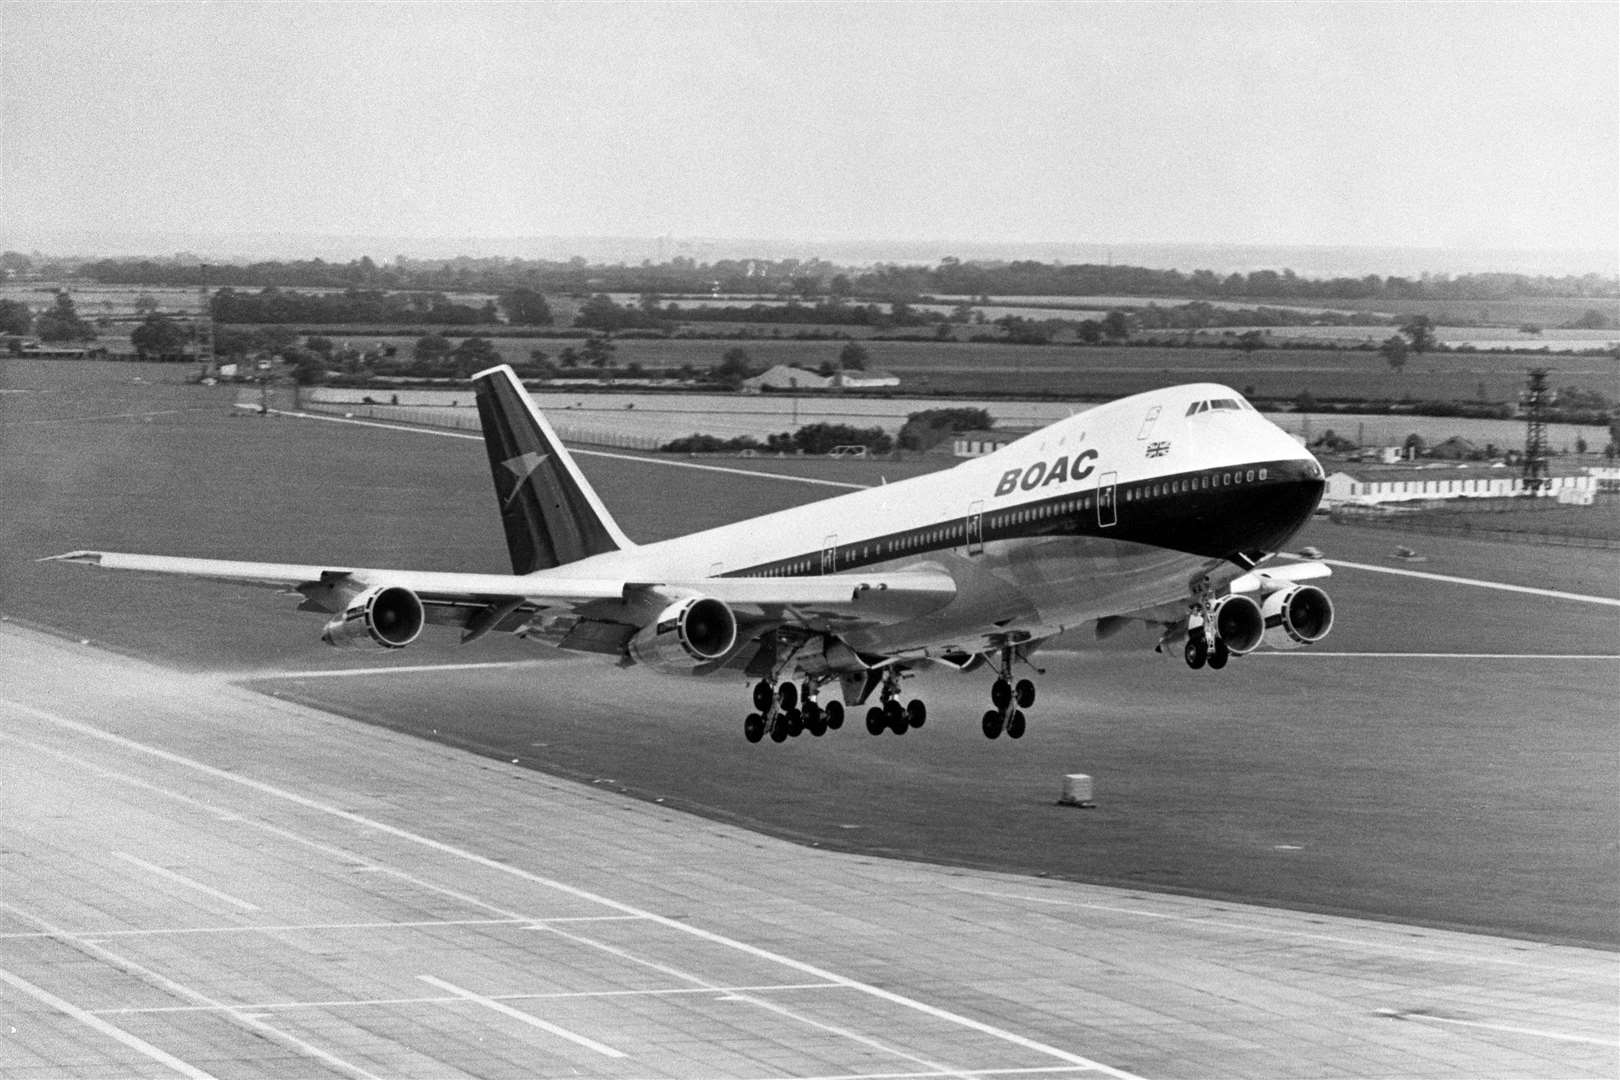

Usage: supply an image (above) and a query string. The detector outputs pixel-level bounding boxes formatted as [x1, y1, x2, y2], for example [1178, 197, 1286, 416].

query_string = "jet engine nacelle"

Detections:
[626, 596, 738, 674]
[1261, 584, 1334, 650]
[1210, 593, 1265, 655]
[320, 585, 425, 650]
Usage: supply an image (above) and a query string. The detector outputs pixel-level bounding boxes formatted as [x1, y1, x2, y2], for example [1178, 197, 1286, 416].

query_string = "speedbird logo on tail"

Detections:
[501, 451, 549, 506]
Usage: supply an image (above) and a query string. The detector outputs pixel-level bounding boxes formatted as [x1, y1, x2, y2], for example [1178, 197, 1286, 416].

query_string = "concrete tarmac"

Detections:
[3, 625, 1614, 1080]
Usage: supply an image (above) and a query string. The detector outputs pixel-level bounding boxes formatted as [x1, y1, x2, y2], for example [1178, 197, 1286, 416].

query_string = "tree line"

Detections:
[50, 251, 1615, 305]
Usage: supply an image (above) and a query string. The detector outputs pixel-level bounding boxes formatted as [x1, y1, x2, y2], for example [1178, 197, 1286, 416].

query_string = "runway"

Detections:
[3, 625, 1614, 1080]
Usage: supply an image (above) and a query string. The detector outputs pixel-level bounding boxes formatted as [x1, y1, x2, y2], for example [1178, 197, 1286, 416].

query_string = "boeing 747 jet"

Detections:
[52, 364, 1334, 743]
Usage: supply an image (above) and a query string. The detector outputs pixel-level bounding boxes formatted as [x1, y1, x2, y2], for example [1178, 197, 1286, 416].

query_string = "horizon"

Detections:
[5, 232, 1616, 281]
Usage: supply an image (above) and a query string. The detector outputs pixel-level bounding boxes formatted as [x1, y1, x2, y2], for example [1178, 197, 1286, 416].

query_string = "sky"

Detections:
[1, 0, 1616, 271]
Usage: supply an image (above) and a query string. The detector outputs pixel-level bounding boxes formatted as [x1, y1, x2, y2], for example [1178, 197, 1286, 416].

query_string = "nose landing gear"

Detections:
[982, 647, 1037, 739]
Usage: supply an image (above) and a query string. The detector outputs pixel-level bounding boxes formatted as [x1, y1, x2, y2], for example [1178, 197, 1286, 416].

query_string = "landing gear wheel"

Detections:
[778, 682, 799, 711]
[865, 707, 885, 736]
[982, 709, 1004, 739]
[1006, 710, 1027, 739]
[1184, 634, 1209, 670]
[1208, 637, 1230, 670]
[991, 678, 1012, 710]
[1014, 679, 1036, 709]
[769, 713, 790, 743]
[785, 708, 803, 737]
[884, 699, 906, 735]
[823, 701, 845, 730]
[806, 710, 827, 737]
[906, 699, 927, 729]
[744, 713, 765, 743]
[752, 680, 773, 712]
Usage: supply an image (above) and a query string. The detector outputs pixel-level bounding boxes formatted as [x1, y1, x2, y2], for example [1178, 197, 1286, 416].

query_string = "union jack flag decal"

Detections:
[1145, 440, 1172, 458]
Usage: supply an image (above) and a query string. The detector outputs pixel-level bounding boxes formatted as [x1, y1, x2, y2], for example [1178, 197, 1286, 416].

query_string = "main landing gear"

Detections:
[981, 646, 1037, 740]
[743, 676, 844, 744]
[863, 667, 927, 737]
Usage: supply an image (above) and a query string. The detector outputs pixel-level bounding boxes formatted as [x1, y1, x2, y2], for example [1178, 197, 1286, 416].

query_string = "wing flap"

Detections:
[46, 551, 956, 626]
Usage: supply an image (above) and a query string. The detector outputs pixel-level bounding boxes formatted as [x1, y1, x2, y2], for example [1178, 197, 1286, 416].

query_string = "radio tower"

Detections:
[1521, 368, 1551, 494]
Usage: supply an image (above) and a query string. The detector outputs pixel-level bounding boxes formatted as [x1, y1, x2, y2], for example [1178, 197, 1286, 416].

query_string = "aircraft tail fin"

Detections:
[472, 365, 634, 573]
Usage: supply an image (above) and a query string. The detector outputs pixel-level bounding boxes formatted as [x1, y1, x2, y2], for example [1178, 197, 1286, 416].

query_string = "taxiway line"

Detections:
[277, 407, 868, 488]
[1320, 557, 1620, 606]
[418, 974, 629, 1058]
[113, 851, 261, 911]
[0, 694, 1147, 1080]
[0, 965, 221, 1080]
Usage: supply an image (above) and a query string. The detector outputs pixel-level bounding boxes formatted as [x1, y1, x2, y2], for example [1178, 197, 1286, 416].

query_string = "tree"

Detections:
[35, 292, 96, 342]
[0, 298, 31, 336]
[1075, 319, 1103, 344]
[1235, 330, 1266, 354]
[1380, 334, 1409, 372]
[305, 335, 335, 356]
[413, 333, 452, 365]
[1399, 314, 1435, 353]
[134, 293, 159, 316]
[450, 335, 500, 378]
[129, 314, 189, 359]
[713, 347, 757, 388]
[1102, 310, 1130, 340]
[838, 341, 869, 371]
[580, 335, 616, 368]
[500, 287, 553, 326]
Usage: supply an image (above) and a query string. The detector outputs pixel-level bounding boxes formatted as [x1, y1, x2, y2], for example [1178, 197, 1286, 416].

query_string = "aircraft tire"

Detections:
[1014, 679, 1036, 708]
[982, 709, 1004, 739]
[865, 707, 885, 736]
[769, 714, 789, 743]
[1006, 710, 1026, 739]
[786, 708, 804, 737]
[744, 713, 765, 743]
[884, 699, 906, 734]
[991, 678, 1012, 710]
[1209, 638, 1230, 670]
[778, 682, 799, 711]
[824, 701, 845, 730]
[1184, 635, 1208, 670]
[752, 680, 774, 712]
[806, 712, 827, 737]
[906, 698, 927, 729]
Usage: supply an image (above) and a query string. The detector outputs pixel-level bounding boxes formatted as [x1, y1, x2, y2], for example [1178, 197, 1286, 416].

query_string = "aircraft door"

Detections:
[966, 501, 984, 555]
[1137, 405, 1162, 441]
[821, 535, 838, 573]
[1097, 471, 1118, 528]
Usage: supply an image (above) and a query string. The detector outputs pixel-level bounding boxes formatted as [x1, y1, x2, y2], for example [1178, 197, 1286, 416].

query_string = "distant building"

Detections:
[1323, 466, 1596, 505]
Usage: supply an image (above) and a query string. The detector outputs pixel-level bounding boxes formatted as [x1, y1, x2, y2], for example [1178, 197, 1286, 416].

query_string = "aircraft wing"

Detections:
[45, 550, 956, 630]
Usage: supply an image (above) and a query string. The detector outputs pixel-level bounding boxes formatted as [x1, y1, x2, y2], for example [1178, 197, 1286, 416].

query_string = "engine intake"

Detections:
[1261, 584, 1334, 649]
[627, 596, 738, 674]
[1210, 593, 1265, 655]
[320, 585, 425, 650]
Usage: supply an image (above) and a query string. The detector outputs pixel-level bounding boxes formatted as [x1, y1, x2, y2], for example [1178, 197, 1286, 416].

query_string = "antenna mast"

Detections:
[1520, 368, 1551, 494]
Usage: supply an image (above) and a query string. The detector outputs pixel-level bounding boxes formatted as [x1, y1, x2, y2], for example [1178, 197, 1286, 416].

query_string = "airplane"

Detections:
[50, 364, 1334, 744]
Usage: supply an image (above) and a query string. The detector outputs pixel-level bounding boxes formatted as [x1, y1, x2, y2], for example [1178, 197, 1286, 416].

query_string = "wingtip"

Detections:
[41, 550, 103, 566]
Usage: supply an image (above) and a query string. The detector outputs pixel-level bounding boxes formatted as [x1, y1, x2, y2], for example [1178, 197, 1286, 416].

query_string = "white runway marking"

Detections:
[12, 408, 199, 424]
[1245, 652, 1619, 660]
[1, 696, 1146, 1080]
[253, 659, 552, 680]
[1320, 557, 1620, 607]
[114, 852, 261, 911]
[1379, 1009, 1620, 1047]
[0, 965, 221, 1080]
[418, 974, 628, 1058]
